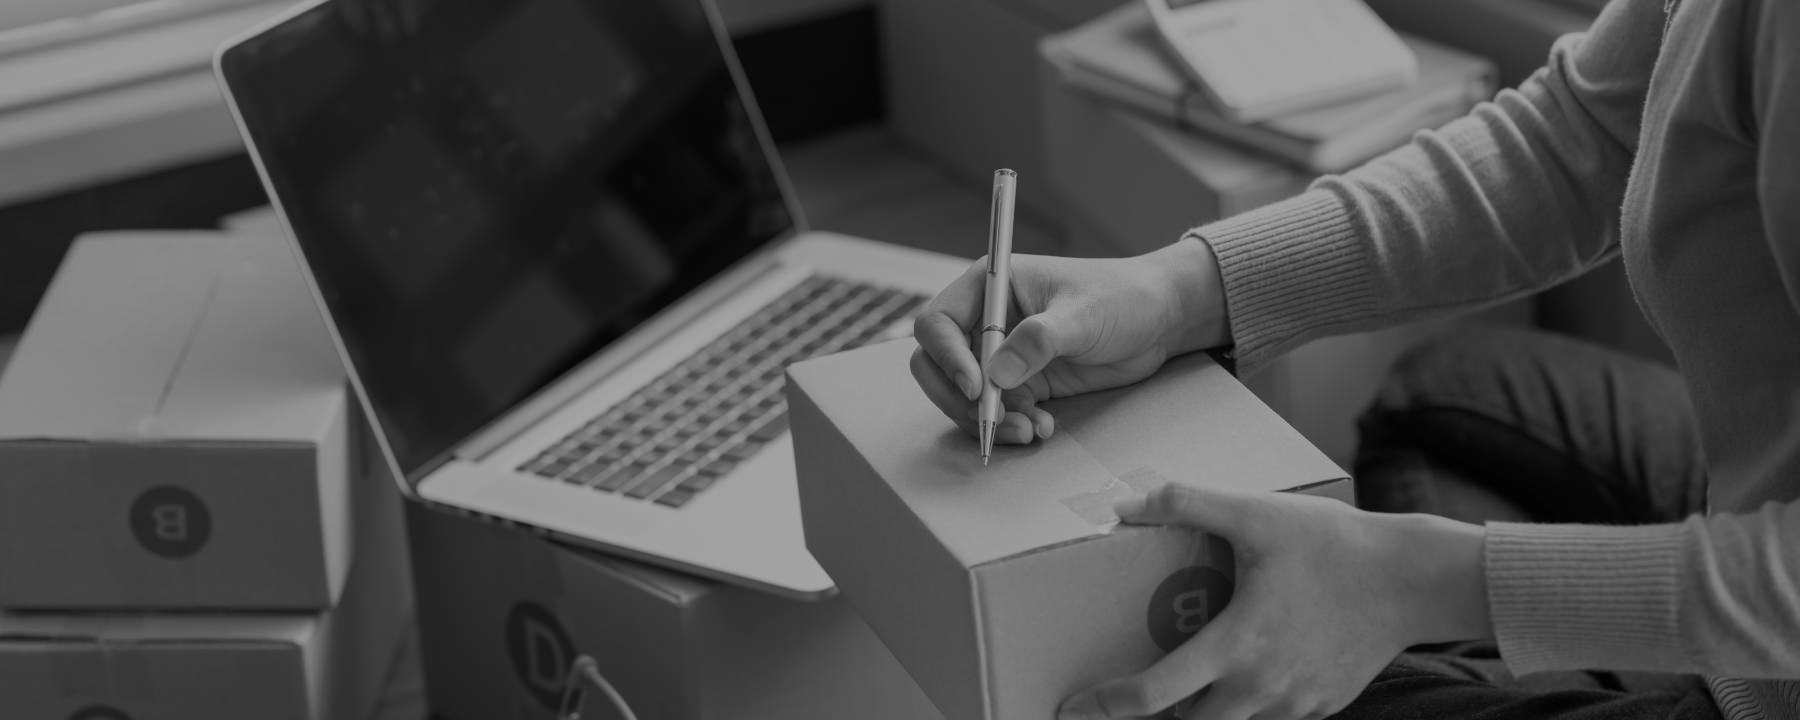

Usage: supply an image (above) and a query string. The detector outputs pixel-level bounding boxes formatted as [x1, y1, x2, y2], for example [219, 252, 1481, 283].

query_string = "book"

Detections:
[1042, 3, 1497, 173]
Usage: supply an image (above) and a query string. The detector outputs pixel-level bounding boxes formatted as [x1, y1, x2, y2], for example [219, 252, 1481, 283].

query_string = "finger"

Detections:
[1112, 483, 1257, 537]
[1001, 385, 1054, 439]
[910, 348, 979, 437]
[999, 410, 1036, 445]
[914, 261, 990, 400]
[1183, 682, 1261, 720]
[986, 308, 1080, 390]
[1058, 633, 1228, 719]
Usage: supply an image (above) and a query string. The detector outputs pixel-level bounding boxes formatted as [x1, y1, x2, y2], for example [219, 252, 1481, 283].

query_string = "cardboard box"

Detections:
[1038, 57, 1534, 463]
[0, 436, 413, 720]
[0, 230, 353, 610]
[1363, 0, 1591, 88]
[407, 502, 943, 720]
[787, 340, 1352, 720]
[1039, 49, 1312, 258]
[880, 0, 1124, 222]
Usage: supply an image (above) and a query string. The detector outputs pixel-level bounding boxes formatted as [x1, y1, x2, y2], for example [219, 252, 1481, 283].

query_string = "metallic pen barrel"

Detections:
[976, 169, 1017, 465]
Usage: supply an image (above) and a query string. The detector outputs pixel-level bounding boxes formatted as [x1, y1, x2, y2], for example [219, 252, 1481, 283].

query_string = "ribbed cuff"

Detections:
[1187, 190, 1374, 373]
[1486, 521, 1690, 674]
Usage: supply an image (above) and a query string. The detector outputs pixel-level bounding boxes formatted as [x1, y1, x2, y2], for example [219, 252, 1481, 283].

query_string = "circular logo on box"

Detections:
[1146, 565, 1234, 653]
[69, 706, 132, 720]
[129, 486, 211, 558]
[506, 602, 578, 710]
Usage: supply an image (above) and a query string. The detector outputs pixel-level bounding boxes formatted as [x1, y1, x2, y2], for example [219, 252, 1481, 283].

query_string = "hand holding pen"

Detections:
[907, 169, 1229, 461]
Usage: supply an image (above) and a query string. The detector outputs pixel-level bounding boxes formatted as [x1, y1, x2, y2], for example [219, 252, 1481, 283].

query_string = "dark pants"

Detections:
[1341, 328, 1720, 720]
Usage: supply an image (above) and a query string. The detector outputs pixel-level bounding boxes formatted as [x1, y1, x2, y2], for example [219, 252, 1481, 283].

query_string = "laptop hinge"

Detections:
[453, 248, 789, 463]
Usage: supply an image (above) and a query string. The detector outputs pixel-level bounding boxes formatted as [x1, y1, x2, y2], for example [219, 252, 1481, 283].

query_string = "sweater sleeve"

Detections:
[1490, 0, 1800, 679]
[1487, 502, 1800, 678]
[1187, 0, 1665, 372]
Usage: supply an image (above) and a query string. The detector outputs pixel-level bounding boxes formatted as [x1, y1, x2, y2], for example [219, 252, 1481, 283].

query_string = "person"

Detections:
[909, 0, 1799, 718]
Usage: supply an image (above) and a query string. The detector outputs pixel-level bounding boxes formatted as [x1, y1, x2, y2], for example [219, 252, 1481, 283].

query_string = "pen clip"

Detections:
[987, 184, 1004, 274]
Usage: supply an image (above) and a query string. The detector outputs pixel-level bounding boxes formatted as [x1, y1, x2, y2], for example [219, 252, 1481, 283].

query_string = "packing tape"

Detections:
[1053, 431, 1168, 529]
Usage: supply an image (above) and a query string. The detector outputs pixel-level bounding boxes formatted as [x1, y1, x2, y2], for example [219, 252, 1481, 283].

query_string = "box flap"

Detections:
[788, 340, 1123, 569]
[0, 232, 228, 441]
[153, 233, 345, 442]
[1050, 353, 1348, 495]
[0, 611, 317, 646]
[0, 230, 343, 444]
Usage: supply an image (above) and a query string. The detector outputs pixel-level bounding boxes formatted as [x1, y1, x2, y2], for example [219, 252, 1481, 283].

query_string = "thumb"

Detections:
[985, 306, 1084, 390]
[1113, 483, 1259, 539]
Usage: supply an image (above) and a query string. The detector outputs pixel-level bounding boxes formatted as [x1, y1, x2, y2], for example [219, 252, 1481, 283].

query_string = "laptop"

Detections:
[214, 0, 969, 600]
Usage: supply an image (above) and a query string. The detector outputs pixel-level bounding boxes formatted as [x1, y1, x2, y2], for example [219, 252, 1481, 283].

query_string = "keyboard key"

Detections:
[698, 458, 738, 477]
[676, 474, 717, 493]
[655, 488, 696, 508]
[626, 466, 686, 499]
[592, 466, 638, 493]
[569, 463, 613, 485]
[722, 442, 763, 461]
[747, 412, 788, 442]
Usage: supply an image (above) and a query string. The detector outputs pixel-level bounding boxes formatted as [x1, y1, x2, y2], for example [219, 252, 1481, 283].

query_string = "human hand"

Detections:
[1058, 484, 1492, 720]
[910, 240, 1230, 444]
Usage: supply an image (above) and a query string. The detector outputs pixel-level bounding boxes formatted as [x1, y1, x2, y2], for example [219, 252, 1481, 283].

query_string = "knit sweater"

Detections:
[1186, 0, 1800, 716]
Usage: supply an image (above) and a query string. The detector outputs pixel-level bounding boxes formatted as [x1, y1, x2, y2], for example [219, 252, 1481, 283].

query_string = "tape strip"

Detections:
[1053, 432, 1172, 528]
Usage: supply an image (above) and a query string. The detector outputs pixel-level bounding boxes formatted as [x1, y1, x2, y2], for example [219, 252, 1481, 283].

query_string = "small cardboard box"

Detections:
[0, 230, 353, 610]
[407, 503, 943, 720]
[0, 439, 412, 720]
[880, 0, 1124, 221]
[787, 340, 1353, 720]
[1038, 45, 1312, 258]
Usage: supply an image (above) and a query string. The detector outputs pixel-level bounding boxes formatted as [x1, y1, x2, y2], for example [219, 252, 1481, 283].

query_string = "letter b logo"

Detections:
[506, 603, 578, 711]
[129, 486, 210, 558]
[1146, 565, 1234, 652]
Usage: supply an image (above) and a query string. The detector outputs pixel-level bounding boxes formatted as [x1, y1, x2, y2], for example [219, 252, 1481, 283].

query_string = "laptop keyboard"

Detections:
[517, 275, 926, 508]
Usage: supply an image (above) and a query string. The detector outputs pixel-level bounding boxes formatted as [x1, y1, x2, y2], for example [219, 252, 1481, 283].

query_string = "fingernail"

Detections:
[986, 350, 1028, 389]
[955, 372, 980, 401]
[1112, 495, 1146, 519]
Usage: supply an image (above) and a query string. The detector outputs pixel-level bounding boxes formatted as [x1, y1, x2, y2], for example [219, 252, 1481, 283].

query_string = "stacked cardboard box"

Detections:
[879, 0, 1124, 224]
[1037, 16, 1532, 465]
[0, 229, 412, 719]
[407, 502, 944, 720]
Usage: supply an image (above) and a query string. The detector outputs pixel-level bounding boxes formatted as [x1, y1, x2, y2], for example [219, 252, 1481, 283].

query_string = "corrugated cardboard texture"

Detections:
[0, 231, 351, 610]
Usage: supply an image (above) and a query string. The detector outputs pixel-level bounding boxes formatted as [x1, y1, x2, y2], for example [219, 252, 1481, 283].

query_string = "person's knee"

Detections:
[1366, 327, 1549, 418]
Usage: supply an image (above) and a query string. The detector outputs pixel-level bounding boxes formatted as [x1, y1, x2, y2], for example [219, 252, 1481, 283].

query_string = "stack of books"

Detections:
[1042, 3, 1497, 174]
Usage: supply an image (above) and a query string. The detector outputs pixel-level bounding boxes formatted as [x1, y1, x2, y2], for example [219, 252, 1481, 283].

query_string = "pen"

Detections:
[978, 169, 1017, 466]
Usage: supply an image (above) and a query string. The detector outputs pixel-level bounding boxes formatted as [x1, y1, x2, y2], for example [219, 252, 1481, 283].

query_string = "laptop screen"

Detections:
[220, 0, 795, 477]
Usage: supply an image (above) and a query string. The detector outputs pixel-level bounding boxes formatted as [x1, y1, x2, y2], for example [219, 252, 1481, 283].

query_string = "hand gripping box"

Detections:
[0, 438, 412, 720]
[407, 502, 943, 720]
[0, 231, 352, 610]
[787, 340, 1352, 720]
